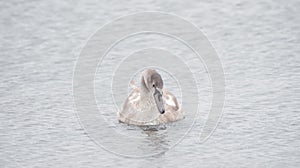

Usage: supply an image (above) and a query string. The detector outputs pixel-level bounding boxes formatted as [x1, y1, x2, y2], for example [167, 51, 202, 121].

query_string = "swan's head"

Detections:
[142, 69, 165, 114]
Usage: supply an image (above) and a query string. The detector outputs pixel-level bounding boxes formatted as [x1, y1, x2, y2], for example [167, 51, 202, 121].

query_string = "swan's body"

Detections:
[118, 69, 183, 126]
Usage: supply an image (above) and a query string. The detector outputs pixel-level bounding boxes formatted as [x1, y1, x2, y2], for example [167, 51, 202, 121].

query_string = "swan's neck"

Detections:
[140, 76, 149, 98]
[139, 77, 156, 112]
[132, 76, 160, 124]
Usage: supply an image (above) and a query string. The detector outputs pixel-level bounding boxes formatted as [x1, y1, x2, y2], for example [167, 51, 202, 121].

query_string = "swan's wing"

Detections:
[118, 86, 141, 123]
[160, 89, 183, 123]
[129, 79, 138, 90]
[163, 89, 180, 111]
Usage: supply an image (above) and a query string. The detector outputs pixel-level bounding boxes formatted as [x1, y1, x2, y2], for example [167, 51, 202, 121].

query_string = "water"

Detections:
[1, 0, 300, 167]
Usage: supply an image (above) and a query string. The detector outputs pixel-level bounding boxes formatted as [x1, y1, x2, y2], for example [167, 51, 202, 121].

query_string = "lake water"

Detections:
[1, 0, 300, 167]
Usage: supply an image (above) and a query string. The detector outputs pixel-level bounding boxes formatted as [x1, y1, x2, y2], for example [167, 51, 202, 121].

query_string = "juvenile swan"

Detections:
[118, 69, 183, 126]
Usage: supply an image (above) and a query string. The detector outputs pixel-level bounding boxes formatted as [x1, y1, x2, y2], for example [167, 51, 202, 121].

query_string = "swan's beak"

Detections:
[153, 88, 165, 114]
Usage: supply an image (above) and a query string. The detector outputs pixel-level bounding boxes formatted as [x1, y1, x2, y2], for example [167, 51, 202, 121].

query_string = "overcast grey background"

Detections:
[1, 0, 300, 167]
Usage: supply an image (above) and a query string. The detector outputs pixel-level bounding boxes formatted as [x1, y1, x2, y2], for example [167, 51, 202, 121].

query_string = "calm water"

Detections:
[1, 0, 300, 167]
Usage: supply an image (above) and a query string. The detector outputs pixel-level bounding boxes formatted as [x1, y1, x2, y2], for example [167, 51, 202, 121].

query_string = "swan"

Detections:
[118, 69, 183, 126]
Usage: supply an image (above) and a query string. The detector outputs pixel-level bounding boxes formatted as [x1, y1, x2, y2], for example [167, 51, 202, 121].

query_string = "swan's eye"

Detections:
[153, 84, 155, 87]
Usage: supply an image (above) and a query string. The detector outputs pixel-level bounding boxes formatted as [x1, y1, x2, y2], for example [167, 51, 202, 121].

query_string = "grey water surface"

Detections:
[1, 0, 300, 167]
